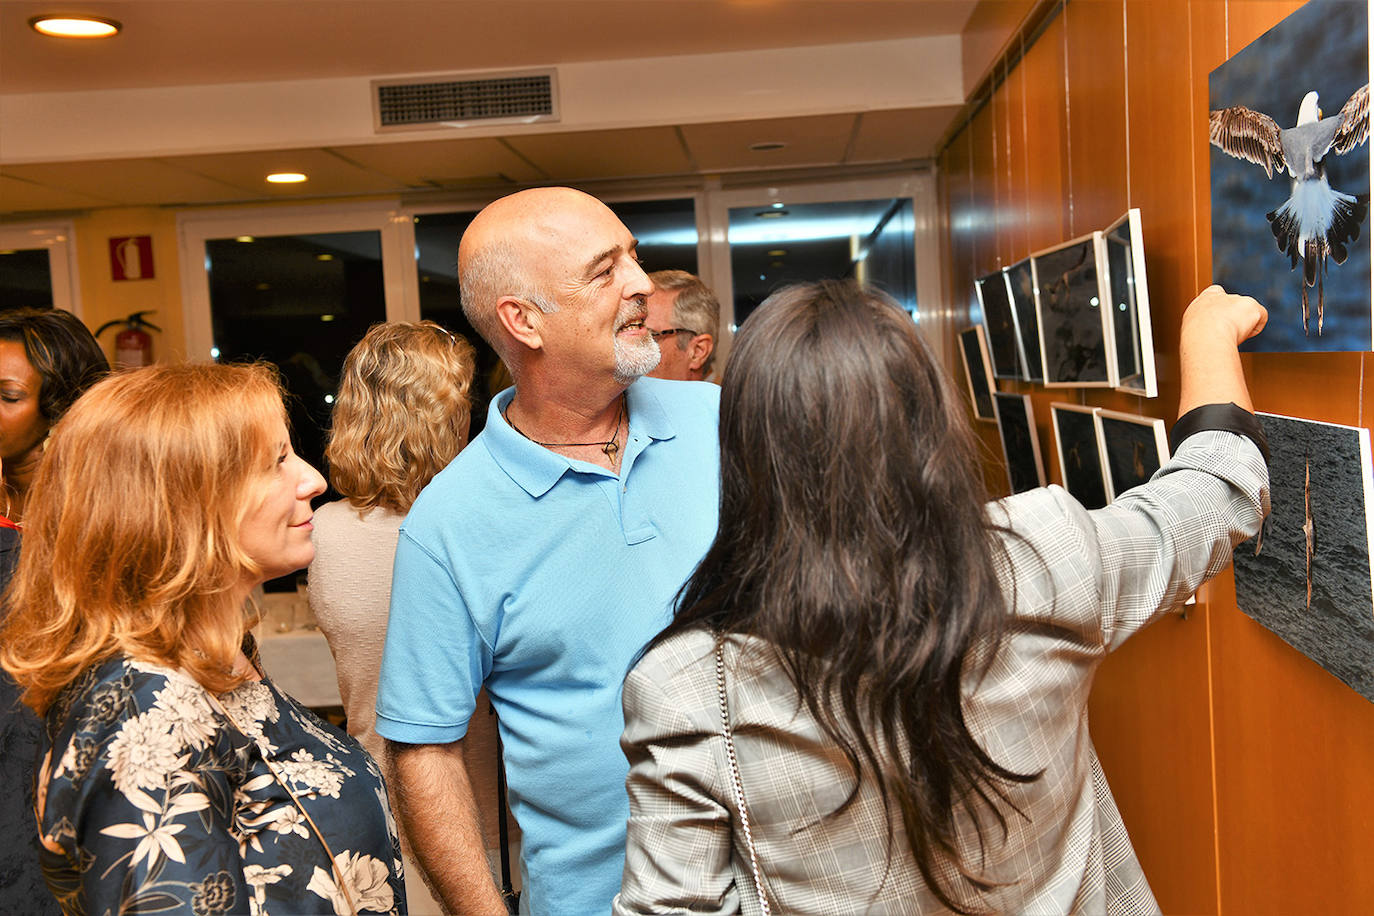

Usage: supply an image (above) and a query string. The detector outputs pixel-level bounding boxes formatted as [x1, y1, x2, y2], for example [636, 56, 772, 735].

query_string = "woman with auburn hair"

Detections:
[615, 281, 1270, 915]
[0, 363, 407, 916]
[309, 321, 474, 910]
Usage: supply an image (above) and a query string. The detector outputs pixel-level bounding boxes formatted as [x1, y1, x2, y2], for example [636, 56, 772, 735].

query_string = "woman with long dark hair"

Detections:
[615, 281, 1269, 914]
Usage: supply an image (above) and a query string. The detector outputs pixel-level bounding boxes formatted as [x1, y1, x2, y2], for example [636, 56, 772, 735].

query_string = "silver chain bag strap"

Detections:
[715, 641, 772, 916]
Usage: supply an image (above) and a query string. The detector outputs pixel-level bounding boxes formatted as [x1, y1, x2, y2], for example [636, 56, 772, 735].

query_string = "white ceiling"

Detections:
[0, 0, 980, 216]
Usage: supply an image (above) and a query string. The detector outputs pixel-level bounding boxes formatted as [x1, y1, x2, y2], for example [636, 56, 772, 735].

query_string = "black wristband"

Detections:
[1169, 402, 1269, 465]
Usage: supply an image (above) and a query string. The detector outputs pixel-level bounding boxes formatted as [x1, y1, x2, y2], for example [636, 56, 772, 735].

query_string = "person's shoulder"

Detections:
[405, 433, 505, 519]
[637, 376, 720, 410]
[630, 627, 718, 690]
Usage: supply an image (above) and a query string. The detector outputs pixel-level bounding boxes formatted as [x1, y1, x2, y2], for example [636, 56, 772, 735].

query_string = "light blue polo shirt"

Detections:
[376, 377, 720, 916]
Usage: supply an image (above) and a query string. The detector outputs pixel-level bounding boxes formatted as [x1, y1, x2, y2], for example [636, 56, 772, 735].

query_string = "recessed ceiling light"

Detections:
[755, 210, 788, 219]
[770, 202, 785, 209]
[320, 314, 336, 322]
[750, 142, 787, 152]
[316, 253, 334, 261]
[767, 249, 788, 256]
[266, 172, 308, 184]
[30, 15, 121, 38]
[235, 236, 254, 243]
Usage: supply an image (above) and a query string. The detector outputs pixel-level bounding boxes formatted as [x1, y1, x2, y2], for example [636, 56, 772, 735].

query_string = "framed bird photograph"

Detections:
[958, 326, 997, 423]
[1050, 402, 1108, 510]
[1232, 413, 1374, 704]
[1031, 233, 1115, 388]
[1102, 209, 1158, 398]
[1005, 257, 1044, 384]
[975, 269, 1023, 380]
[1209, 0, 1371, 352]
[992, 391, 1045, 495]
[1092, 409, 1167, 503]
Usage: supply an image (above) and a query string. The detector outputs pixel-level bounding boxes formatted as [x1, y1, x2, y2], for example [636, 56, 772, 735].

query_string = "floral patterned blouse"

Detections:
[35, 651, 407, 916]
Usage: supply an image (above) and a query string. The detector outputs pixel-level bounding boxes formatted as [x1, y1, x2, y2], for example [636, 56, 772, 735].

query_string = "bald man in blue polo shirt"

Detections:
[376, 187, 720, 915]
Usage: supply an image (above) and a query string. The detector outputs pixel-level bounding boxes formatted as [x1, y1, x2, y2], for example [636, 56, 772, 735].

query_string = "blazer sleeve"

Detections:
[614, 660, 740, 916]
[992, 429, 1270, 652]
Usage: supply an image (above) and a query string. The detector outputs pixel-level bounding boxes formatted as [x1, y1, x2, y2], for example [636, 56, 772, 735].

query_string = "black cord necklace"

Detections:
[505, 394, 626, 461]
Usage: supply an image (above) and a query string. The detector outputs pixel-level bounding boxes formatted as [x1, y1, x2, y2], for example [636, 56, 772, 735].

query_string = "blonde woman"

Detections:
[309, 322, 475, 911]
[311, 320, 475, 776]
[0, 363, 406, 915]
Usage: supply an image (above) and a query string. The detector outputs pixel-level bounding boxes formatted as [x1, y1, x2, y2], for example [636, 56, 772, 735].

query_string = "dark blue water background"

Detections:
[1211, 0, 1371, 352]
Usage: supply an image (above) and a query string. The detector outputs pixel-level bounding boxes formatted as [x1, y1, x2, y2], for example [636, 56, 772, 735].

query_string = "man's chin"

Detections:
[613, 340, 661, 385]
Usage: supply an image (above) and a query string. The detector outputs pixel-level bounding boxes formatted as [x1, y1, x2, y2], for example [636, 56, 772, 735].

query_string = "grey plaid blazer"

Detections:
[614, 430, 1268, 915]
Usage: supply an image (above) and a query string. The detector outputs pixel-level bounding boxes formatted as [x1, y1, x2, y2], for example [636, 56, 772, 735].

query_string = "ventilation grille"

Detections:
[373, 70, 558, 131]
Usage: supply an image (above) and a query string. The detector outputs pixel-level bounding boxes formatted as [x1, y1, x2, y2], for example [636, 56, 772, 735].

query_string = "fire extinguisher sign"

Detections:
[109, 236, 154, 281]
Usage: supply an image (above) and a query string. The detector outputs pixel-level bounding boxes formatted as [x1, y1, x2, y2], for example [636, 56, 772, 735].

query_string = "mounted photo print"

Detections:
[993, 391, 1045, 495]
[1032, 233, 1115, 387]
[1102, 209, 1158, 397]
[1209, 0, 1372, 352]
[975, 269, 1022, 380]
[1005, 258, 1044, 383]
[1050, 402, 1108, 510]
[958, 326, 997, 422]
[1232, 413, 1374, 703]
[1093, 409, 1168, 502]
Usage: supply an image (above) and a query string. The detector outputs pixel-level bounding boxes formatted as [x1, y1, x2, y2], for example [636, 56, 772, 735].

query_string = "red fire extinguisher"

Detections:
[95, 311, 161, 369]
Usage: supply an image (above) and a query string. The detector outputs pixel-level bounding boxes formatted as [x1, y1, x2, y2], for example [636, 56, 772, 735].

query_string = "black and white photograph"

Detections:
[1050, 402, 1107, 510]
[1209, 0, 1371, 352]
[1032, 233, 1114, 387]
[1233, 413, 1374, 703]
[975, 269, 1022, 379]
[1102, 209, 1158, 397]
[993, 391, 1046, 495]
[1093, 409, 1167, 502]
[1006, 257, 1044, 384]
[958, 325, 997, 422]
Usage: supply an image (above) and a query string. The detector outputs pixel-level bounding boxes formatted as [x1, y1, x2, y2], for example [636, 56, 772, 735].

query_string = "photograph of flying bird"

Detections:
[1210, 84, 1370, 335]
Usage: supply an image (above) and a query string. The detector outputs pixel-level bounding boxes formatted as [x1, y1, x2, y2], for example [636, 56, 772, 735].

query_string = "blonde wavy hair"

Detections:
[0, 363, 288, 715]
[326, 321, 476, 513]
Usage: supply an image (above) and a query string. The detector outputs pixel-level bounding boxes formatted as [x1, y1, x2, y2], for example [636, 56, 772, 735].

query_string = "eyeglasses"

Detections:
[649, 327, 697, 342]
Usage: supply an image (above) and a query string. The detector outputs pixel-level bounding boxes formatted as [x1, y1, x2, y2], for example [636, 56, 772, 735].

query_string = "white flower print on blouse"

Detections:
[307, 851, 395, 916]
[276, 749, 354, 799]
[216, 681, 280, 750]
[106, 712, 188, 795]
[244, 863, 292, 916]
[150, 678, 218, 750]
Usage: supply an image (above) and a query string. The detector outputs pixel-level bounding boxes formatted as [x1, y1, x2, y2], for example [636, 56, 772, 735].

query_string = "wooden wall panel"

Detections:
[969, 103, 998, 277]
[1063, 0, 1129, 236]
[1020, 12, 1070, 253]
[992, 69, 1013, 267]
[1003, 41, 1032, 263]
[938, 0, 1374, 912]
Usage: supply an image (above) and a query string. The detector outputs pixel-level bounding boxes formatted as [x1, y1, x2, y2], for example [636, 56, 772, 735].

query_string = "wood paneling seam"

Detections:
[1062, 1, 1073, 234]
[1121, 0, 1131, 207]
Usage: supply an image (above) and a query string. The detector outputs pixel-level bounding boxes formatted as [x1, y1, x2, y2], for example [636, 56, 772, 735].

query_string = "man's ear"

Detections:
[686, 333, 714, 372]
[496, 296, 544, 351]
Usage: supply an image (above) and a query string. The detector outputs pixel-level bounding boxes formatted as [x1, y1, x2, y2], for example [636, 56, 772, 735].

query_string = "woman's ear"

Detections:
[495, 297, 544, 352]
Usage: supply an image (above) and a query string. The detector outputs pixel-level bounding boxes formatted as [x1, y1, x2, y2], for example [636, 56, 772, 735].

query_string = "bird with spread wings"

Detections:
[1210, 85, 1369, 335]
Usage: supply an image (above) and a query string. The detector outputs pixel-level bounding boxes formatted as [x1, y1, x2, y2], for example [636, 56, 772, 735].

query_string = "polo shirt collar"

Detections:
[484, 380, 678, 498]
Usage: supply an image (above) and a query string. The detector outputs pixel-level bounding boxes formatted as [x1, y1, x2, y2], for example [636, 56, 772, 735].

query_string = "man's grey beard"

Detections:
[613, 333, 661, 385]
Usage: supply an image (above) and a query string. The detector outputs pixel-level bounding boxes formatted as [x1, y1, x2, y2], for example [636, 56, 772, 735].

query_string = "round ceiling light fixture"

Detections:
[266, 172, 308, 184]
[29, 15, 121, 38]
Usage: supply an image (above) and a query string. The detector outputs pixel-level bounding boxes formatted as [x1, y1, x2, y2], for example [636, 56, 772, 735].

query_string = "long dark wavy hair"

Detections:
[658, 279, 1037, 911]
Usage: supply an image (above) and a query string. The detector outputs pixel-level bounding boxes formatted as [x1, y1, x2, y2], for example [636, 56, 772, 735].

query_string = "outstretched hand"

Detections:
[1181, 285, 1268, 348]
[1178, 285, 1264, 416]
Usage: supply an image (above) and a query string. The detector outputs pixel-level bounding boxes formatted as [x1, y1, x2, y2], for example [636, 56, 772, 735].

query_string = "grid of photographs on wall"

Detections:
[993, 392, 1045, 494]
[959, 326, 997, 422]
[1050, 403, 1108, 510]
[1232, 412, 1374, 703]
[1102, 209, 1158, 397]
[1032, 232, 1115, 388]
[1094, 409, 1168, 502]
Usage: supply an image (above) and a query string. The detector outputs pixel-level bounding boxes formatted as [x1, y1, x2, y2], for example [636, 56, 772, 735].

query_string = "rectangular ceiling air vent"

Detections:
[372, 69, 558, 132]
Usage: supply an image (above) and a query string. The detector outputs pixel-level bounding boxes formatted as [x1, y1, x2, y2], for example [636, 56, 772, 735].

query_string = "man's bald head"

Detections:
[459, 188, 612, 357]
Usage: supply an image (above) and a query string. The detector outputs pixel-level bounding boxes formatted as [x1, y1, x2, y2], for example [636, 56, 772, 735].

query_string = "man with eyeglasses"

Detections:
[375, 187, 720, 916]
[645, 270, 720, 382]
